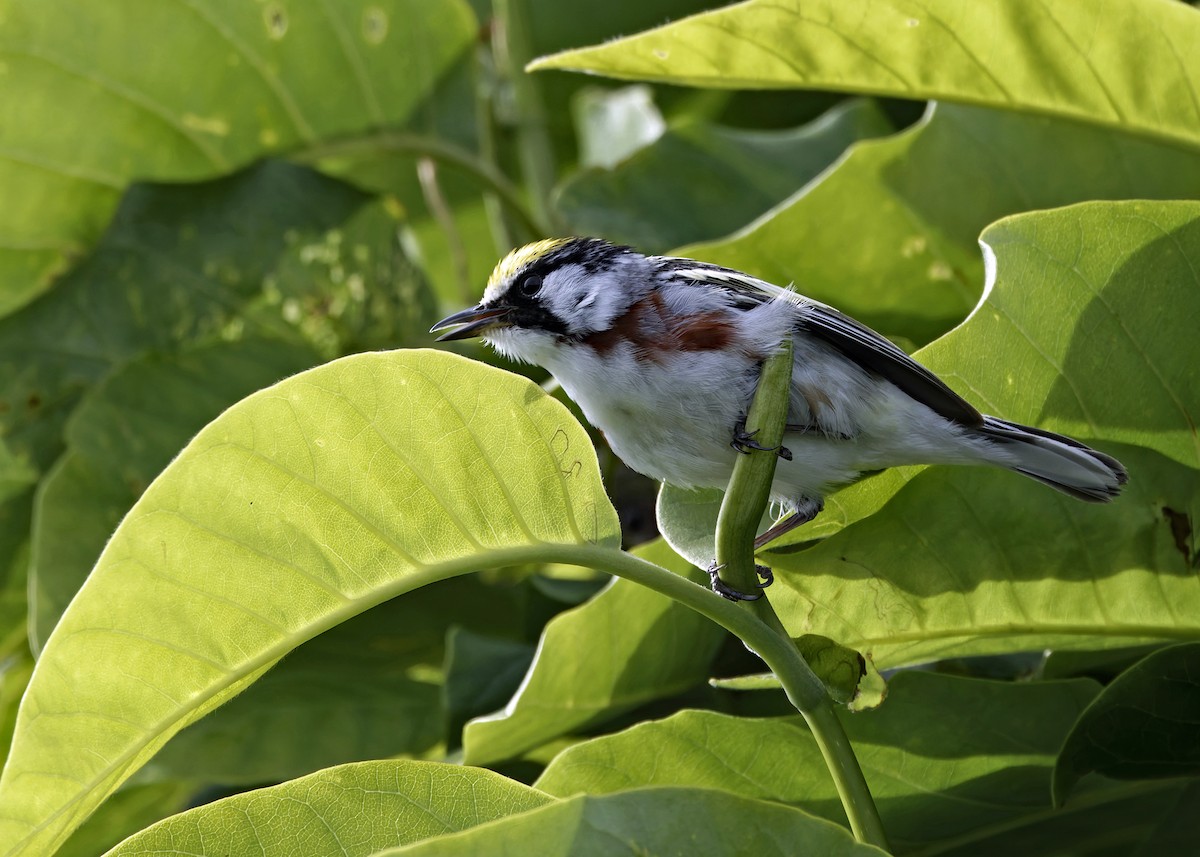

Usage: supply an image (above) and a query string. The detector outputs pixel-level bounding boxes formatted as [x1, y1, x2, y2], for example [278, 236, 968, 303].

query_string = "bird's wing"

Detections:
[662, 260, 983, 426]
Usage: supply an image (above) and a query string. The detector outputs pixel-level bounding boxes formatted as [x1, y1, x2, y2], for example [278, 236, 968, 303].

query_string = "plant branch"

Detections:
[492, 0, 564, 234]
[713, 339, 792, 633]
[415, 157, 472, 305]
[296, 132, 549, 238]
[710, 338, 889, 849]
[584, 549, 887, 849]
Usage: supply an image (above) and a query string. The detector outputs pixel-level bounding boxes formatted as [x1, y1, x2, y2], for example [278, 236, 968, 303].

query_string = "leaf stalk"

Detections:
[710, 338, 889, 849]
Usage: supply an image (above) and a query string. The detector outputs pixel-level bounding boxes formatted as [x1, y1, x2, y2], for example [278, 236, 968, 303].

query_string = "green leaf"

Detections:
[104, 761, 552, 857]
[0, 440, 37, 507]
[462, 538, 726, 766]
[57, 783, 192, 857]
[678, 102, 1200, 347]
[1131, 779, 1200, 856]
[934, 202, 1200, 470]
[143, 577, 530, 785]
[376, 787, 887, 857]
[792, 634, 880, 708]
[530, 0, 1200, 150]
[2, 163, 427, 644]
[30, 339, 321, 649]
[771, 444, 1200, 668]
[0, 162, 371, 482]
[0, 0, 476, 313]
[1041, 645, 1168, 682]
[767, 201, 1200, 667]
[0, 350, 619, 857]
[929, 779, 1194, 857]
[1054, 643, 1200, 806]
[537, 671, 1099, 852]
[556, 98, 893, 254]
[0, 655, 32, 768]
[443, 627, 537, 749]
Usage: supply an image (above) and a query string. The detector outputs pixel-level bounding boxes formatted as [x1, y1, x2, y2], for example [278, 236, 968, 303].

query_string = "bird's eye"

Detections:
[518, 275, 543, 297]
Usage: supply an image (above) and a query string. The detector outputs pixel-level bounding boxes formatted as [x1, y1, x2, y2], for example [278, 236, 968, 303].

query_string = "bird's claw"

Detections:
[706, 561, 774, 602]
[731, 418, 793, 460]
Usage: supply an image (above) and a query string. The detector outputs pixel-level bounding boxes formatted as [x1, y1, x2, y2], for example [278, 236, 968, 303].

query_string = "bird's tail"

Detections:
[977, 416, 1127, 502]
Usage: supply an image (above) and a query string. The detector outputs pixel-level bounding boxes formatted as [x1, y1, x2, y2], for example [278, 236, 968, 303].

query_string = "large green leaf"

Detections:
[536, 671, 1098, 852]
[377, 787, 887, 857]
[104, 761, 552, 857]
[140, 575, 530, 785]
[0, 0, 476, 313]
[3, 163, 426, 646]
[1054, 643, 1200, 805]
[443, 626, 537, 750]
[0, 350, 620, 857]
[0, 161, 381, 482]
[30, 339, 321, 649]
[462, 538, 726, 766]
[931, 779, 1195, 857]
[530, 0, 1200, 150]
[680, 103, 1200, 347]
[555, 98, 893, 253]
[1130, 780, 1200, 856]
[927, 202, 1200, 469]
[57, 783, 192, 857]
[768, 201, 1200, 667]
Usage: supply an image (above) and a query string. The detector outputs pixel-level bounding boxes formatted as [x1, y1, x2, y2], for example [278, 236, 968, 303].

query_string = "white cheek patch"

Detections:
[576, 290, 598, 311]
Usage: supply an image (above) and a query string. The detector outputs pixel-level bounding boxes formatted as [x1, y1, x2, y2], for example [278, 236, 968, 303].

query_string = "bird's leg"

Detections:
[709, 500, 820, 598]
[731, 415, 793, 461]
[707, 560, 775, 602]
[752, 497, 824, 550]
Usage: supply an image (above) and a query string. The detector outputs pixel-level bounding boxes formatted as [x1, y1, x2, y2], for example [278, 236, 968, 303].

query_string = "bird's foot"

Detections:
[707, 560, 774, 602]
[731, 417, 793, 461]
[752, 498, 825, 550]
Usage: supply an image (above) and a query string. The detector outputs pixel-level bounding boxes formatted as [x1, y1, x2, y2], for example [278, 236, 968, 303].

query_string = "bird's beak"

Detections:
[430, 304, 512, 342]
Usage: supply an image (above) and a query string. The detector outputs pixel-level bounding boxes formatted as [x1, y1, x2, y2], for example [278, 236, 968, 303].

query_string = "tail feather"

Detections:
[978, 417, 1127, 503]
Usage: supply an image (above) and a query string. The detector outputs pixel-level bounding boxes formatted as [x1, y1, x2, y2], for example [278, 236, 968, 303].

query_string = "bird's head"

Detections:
[431, 237, 650, 364]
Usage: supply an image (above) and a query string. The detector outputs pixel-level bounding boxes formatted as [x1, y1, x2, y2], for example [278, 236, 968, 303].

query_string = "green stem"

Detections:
[492, 0, 564, 234]
[709, 338, 889, 849]
[297, 132, 549, 238]
[472, 43, 515, 252]
[586, 550, 886, 849]
[713, 340, 792, 634]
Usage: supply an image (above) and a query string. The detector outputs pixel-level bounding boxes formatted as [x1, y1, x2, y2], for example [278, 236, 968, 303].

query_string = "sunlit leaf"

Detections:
[768, 201, 1200, 667]
[30, 339, 320, 649]
[0, 350, 619, 857]
[376, 787, 887, 856]
[680, 103, 1200, 346]
[141, 578, 529, 785]
[531, 0, 1200, 150]
[537, 671, 1099, 852]
[0, 0, 476, 313]
[105, 761, 551, 857]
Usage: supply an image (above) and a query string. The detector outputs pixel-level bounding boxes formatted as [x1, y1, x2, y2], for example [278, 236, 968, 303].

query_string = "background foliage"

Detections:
[0, 0, 1197, 855]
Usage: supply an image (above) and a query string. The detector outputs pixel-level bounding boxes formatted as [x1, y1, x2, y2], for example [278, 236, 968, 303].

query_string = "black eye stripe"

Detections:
[519, 274, 542, 297]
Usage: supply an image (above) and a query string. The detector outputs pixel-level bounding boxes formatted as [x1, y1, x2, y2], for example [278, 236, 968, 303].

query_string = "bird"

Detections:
[432, 236, 1127, 599]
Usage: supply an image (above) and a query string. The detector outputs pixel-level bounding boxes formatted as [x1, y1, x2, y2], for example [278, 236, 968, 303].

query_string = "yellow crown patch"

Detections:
[485, 237, 573, 297]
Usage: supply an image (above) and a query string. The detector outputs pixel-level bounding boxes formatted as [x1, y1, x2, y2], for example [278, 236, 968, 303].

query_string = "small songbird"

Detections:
[433, 237, 1127, 597]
